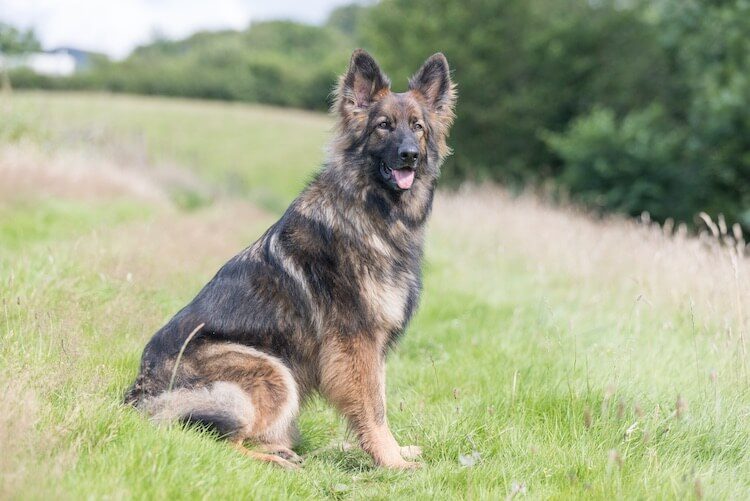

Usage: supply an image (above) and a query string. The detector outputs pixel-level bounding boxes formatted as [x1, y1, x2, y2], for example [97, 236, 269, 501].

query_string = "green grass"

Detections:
[1, 91, 749, 499]
[6, 91, 332, 210]
[0, 199, 151, 251]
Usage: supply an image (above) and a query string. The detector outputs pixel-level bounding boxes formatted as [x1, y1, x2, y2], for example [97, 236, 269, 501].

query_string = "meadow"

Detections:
[1, 91, 749, 499]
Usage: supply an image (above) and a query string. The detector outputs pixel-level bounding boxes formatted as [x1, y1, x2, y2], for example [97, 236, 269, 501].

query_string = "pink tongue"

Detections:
[392, 169, 415, 189]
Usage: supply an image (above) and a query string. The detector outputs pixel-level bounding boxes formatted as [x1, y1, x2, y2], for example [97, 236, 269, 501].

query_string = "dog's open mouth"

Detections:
[380, 163, 416, 190]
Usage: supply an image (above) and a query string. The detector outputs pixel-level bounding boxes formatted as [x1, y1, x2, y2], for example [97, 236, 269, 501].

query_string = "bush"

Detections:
[544, 106, 699, 222]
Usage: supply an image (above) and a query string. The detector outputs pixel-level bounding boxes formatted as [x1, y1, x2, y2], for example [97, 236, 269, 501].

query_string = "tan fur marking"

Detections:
[296, 195, 341, 232]
[360, 270, 409, 329]
[142, 381, 255, 437]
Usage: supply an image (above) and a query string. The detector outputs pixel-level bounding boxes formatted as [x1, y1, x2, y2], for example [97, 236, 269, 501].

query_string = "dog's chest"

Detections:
[364, 271, 410, 328]
[357, 233, 419, 330]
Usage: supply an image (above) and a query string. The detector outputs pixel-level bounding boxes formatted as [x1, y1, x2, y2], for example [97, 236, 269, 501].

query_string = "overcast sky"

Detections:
[1, 0, 360, 59]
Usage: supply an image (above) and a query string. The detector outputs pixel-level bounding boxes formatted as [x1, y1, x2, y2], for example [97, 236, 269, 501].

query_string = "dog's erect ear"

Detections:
[337, 49, 390, 118]
[409, 53, 456, 117]
[410, 53, 457, 160]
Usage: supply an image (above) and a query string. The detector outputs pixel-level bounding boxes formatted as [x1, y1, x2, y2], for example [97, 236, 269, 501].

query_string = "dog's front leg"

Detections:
[320, 334, 419, 469]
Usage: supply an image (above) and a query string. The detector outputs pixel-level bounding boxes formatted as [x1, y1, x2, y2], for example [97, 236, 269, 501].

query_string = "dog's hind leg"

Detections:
[141, 343, 301, 468]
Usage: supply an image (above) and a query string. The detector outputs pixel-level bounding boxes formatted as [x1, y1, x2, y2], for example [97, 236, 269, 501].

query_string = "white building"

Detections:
[0, 51, 77, 77]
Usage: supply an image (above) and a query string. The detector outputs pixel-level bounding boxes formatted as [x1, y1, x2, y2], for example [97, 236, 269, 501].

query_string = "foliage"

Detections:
[544, 106, 697, 222]
[361, 0, 750, 227]
[653, 0, 750, 227]
[0, 22, 41, 54]
[360, 0, 671, 184]
[326, 3, 369, 37]
[11, 21, 351, 111]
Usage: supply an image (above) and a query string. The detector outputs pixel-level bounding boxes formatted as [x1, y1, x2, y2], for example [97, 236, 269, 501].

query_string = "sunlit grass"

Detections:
[1, 91, 748, 499]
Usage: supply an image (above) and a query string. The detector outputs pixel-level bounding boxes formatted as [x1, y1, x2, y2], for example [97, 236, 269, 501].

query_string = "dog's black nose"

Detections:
[398, 146, 419, 164]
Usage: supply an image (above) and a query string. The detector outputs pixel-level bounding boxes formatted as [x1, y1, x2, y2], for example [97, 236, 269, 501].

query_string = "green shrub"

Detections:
[544, 106, 699, 222]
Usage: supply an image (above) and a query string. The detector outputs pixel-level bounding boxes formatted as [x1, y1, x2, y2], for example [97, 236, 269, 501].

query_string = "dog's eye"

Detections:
[413, 122, 424, 131]
[377, 121, 390, 130]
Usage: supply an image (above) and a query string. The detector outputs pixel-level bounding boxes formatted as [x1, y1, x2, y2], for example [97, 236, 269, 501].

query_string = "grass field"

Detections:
[1, 91, 749, 499]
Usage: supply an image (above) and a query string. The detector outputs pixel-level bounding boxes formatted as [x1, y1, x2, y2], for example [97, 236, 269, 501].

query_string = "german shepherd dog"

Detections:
[124, 50, 456, 469]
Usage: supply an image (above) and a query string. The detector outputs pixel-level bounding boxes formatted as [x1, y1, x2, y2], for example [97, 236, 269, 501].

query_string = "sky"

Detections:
[1, 0, 360, 59]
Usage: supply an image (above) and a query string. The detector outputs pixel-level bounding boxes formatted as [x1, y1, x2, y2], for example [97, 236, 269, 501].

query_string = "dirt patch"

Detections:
[0, 143, 215, 210]
[0, 144, 170, 205]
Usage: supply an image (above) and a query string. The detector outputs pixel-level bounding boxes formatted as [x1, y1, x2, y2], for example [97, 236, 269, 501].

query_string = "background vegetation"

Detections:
[5, 1, 750, 229]
[0, 22, 41, 54]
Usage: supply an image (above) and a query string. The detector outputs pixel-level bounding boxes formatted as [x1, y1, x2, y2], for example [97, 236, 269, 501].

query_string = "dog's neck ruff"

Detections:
[320, 158, 437, 232]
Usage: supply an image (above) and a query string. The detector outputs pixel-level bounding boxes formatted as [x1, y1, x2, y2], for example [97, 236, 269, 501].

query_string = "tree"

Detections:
[360, 0, 670, 185]
[0, 23, 41, 54]
[326, 3, 369, 37]
[0, 22, 42, 92]
[653, 0, 750, 227]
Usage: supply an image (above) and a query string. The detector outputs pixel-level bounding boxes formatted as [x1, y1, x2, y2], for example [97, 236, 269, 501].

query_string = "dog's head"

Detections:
[333, 50, 456, 193]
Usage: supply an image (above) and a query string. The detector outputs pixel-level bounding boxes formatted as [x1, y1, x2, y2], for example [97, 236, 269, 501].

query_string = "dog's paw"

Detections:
[397, 460, 422, 470]
[380, 457, 422, 470]
[279, 458, 302, 470]
[273, 447, 304, 464]
[400, 445, 423, 459]
[266, 454, 301, 470]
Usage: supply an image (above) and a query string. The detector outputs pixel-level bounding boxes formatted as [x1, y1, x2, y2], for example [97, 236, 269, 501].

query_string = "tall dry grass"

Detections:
[0, 144, 164, 204]
[433, 186, 749, 382]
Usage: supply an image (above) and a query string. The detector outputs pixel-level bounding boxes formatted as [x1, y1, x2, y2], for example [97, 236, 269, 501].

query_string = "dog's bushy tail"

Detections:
[136, 382, 255, 439]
